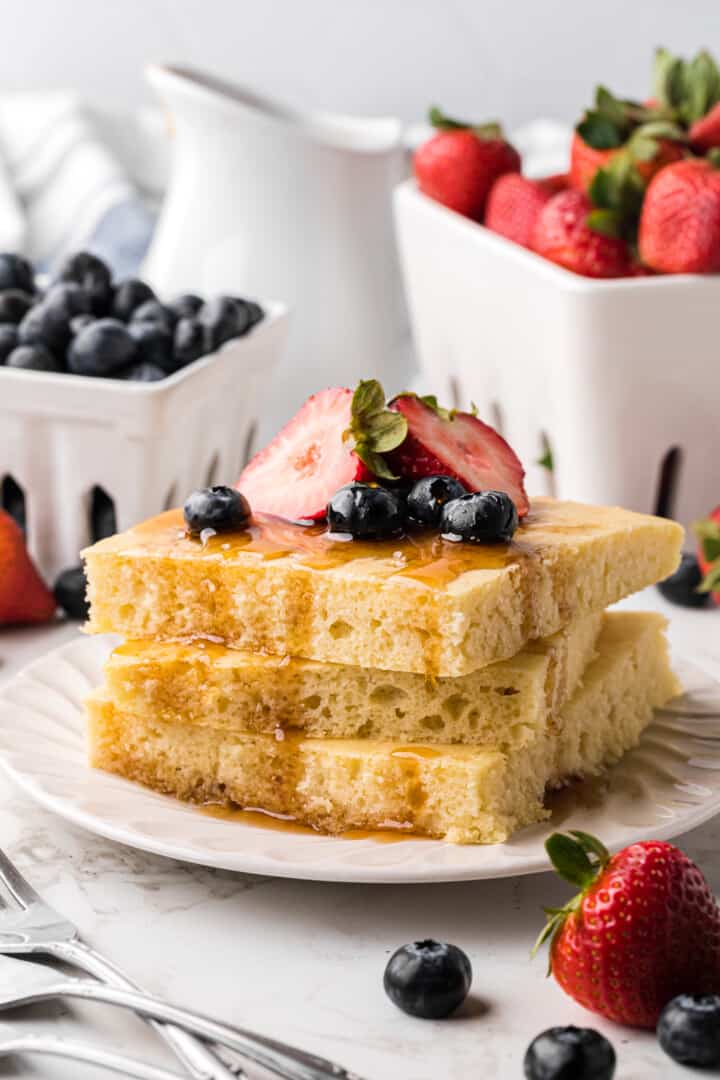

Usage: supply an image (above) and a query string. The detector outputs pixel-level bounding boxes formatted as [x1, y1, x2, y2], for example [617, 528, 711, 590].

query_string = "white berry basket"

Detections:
[0, 301, 289, 581]
[394, 179, 720, 532]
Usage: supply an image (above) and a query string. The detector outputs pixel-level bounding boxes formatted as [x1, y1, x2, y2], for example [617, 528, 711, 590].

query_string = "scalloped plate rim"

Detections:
[0, 635, 719, 884]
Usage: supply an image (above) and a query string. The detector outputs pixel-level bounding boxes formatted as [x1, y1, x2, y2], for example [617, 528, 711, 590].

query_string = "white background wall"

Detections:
[2, 0, 720, 127]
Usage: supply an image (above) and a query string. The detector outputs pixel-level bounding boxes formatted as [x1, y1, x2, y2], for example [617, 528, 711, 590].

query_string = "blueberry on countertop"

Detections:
[244, 299, 265, 329]
[0, 324, 19, 363]
[130, 299, 176, 334]
[56, 251, 112, 314]
[657, 553, 709, 608]
[184, 486, 251, 534]
[128, 322, 175, 373]
[657, 994, 720, 1068]
[407, 475, 467, 527]
[174, 317, 206, 367]
[54, 565, 90, 621]
[200, 295, 250, 352]
[112, 278, 156, 322]
[327, 482, 405, 539]
[121, 360, 166, 382]
[383, 940, 472, 1019]
[0, 253, 34, 293]
[0, 289, 33, 324]
[68, 318, 137, 377]
[524, 1027, 616, 1080]
[171, 292, 203, 319]
[441, 490, 518, 543]
[6, 344, 62, 373]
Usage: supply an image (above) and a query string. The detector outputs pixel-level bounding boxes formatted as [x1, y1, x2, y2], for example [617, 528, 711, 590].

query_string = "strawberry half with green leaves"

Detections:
[534, 831, 720, 1029]
[639, 156, 720, 273]
[386, 394, 529, 517]
[694, 505, 720, 604]
[414, 106, 521, 220]
[236, 381, 407, 522]
[531, 189, 632, 278]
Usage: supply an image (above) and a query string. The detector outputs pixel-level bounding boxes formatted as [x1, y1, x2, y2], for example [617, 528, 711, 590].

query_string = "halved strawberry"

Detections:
[386, 395, 529, 517]
[236, 382, 407, 522]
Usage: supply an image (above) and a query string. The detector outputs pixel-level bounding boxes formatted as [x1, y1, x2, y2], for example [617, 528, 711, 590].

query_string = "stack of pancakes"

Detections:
[83, 497, 683, 844]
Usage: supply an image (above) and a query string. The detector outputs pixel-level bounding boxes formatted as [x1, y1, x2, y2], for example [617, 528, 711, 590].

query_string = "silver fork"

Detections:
[0, 845, 239, 1080]
[0, 846, 361, 1080]
[0, 1025, 185, 1080]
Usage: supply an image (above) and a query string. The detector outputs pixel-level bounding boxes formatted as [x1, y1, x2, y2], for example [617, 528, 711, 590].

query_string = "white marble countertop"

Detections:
[0, 589, 718, 1080]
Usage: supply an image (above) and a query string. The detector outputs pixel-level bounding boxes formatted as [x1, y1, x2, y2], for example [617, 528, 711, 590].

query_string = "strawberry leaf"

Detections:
[545, 833, 597, 889]
[537, 448, 554, 471]
[699, 559, 720, 593]
[694, 517, 720, 562]
[428, 106, 503, 140]
[347, 379, 407, 479]
[569, 830, 610, 867]
[577, 113, 624, 150]
[587, 208, 622, 238]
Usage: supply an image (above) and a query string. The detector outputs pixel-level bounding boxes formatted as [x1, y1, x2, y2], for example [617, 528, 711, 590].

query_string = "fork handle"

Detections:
[47, 939, 239, 1080]
[0, 1031, 186, 1080]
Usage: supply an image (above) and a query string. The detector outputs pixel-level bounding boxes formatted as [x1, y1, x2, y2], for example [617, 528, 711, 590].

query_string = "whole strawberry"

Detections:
[414, 107, 520, 220]
[694, 505, 720, 605]
[534, 831, 720, 1029]
[639, 157, 720, 273]
[0, 510, 56, 625]
[485, 174, 555, 249]
[531, 189, 631, 278]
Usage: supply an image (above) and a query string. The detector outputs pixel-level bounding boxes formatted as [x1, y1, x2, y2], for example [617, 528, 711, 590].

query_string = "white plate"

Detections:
[0, 636, 719, 884]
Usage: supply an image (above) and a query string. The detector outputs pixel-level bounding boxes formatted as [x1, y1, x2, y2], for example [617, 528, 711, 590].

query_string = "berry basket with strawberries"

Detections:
[394, 47, 720, 528]
[0, 250, 289, 580]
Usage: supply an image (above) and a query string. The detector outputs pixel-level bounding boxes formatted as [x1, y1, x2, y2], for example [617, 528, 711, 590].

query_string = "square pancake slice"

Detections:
[103, 613, 602, 748]
[83, 498, 682, 677]
[86, 612, 680, 844]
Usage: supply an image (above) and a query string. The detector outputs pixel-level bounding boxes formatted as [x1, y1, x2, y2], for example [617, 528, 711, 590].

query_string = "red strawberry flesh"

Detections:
[387, 395, 529, 517]
[236, 387, 369, 521]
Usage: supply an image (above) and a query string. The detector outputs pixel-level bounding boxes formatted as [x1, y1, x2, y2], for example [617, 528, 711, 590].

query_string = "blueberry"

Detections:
[0, 324, 19, 363]
[327, 482, 405, 539]
[56, 251, 112, 314]
[171, 292, 203, 319]
[128, 322, 175, 373]
[657, 553, 709, 608]
[68, 318, 137, 377]
[0, 253, 34, 293]
[200, 295, 250, 352]
[131, 299, 176, 334]
[0, 289, 33, 324]
[112, 278, 156, 321]
[657, 993, 720, 1068]
[19, 283, 92, 354]
[524, 1027, 615, 1079]
[383, 940, 471, 1019]
[174, 317, 206, 367]
[70, 314, 95, 335]
[6, 344, 62, 373]
[183, 486, 251, 534]
[53, 565, 89, 621]
[441, 490, 518, 543]
[121, 361, 166, 382]
[244, 299, 265, 329]
[407, 475, 467, 527]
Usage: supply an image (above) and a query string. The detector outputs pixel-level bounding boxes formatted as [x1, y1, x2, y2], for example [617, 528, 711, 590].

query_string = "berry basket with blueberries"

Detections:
[0, 251, 289, 580]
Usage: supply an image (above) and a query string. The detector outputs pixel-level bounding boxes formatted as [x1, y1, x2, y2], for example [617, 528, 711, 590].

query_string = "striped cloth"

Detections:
[0, 91, 159, 277]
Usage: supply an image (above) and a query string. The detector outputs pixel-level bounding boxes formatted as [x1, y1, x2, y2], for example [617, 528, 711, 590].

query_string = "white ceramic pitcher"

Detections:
[143, 64, 413, 440]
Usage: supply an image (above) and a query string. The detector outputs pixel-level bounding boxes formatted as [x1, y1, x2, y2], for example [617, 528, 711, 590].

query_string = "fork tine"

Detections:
[0, 848, 43, 910]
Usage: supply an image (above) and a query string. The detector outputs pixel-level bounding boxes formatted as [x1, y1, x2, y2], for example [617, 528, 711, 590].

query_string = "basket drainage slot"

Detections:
[90, 485, 117, 541]
[1, 475, 26, 533]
